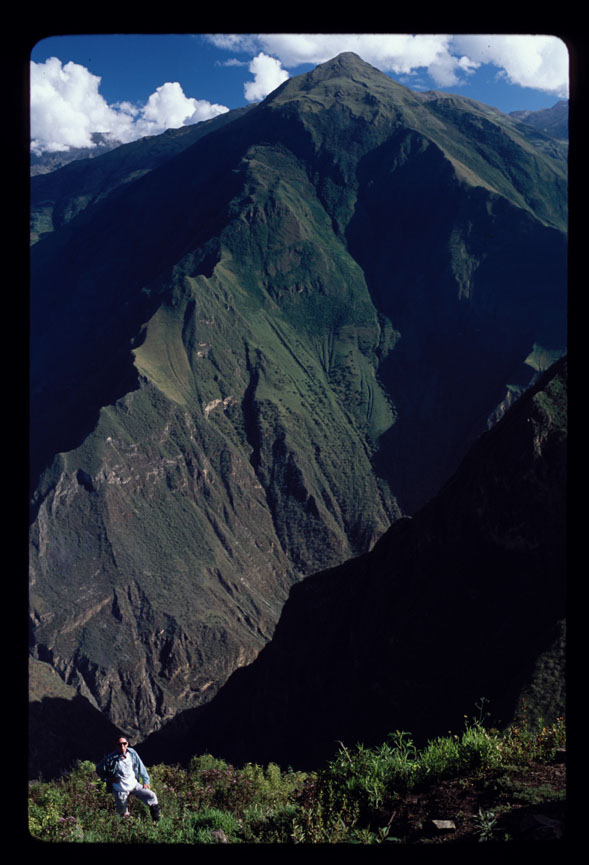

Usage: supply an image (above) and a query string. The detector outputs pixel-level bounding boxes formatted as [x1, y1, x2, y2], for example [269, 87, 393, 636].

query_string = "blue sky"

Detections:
[30, 33, 570, 155]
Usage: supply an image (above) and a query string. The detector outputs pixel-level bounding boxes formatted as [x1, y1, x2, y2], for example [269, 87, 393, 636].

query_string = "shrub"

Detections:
[499, 714, 566, 765]
[29, 784, 69, 841]
[458, 721, 502, 772]
[240, 761, 308, 808]
[189, 753, 230, 774]
[318, 733, 419, 818]
[196, 765, 256, 814]
[418, 734, 464, 782]
[291, 788, 361, 844]
[240, 802, 300, 843]
[187, 806, 242, 843]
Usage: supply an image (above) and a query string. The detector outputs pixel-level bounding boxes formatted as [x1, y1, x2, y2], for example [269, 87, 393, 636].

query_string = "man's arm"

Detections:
[131, 750, 151, 786]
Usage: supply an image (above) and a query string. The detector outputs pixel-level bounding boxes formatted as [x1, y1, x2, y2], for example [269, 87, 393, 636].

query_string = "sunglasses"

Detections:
[118, 741, 129, 746]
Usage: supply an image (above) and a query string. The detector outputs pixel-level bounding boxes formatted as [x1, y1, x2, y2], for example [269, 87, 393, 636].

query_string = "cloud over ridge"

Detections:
[30, 34, 569, 156]
[210, 32, 568, 94]
[30, 57, 229, 156]
[244, 53, 290, 102]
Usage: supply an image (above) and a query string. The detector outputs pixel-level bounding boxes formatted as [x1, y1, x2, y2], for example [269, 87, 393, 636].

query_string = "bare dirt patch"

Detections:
[380, 761, 566, 844]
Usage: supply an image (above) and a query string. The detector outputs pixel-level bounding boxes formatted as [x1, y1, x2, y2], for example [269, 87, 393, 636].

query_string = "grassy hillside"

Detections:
[28, 713, 565, 844]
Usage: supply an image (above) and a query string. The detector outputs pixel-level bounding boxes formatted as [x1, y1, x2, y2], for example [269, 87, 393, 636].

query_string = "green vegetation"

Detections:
[28, 713, 565, 844]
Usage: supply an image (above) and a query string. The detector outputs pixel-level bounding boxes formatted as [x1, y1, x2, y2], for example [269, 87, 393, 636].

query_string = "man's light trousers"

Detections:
[113, 784, 158, 816]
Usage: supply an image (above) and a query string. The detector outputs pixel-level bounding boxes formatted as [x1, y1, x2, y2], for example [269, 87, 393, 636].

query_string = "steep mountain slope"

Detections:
[142, 356, 566, 771]
[29, 53, 567, 746]
[30, 107, 254, 242]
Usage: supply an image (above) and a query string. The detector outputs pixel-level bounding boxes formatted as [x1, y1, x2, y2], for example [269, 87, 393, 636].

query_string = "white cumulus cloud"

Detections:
[207, 33, 471, 86]
[450, 34, 569, 97]
[30, 57, 229, 155]
[244, 52, 290, 102]
[207, 32, 568, 96]
[141, 81, 229, 130]
[30, 57, 134, 154]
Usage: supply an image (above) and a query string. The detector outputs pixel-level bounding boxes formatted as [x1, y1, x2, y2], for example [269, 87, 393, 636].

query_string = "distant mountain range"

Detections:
[509, 99, 569, 142]
[30, 132, 121, 176]
[29, 53, 567, 767]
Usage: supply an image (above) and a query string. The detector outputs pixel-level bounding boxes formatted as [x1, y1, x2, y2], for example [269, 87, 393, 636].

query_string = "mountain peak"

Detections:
[305, 50, 382, 84]
[263, 50, 409, 113]
[321, 51, 370, 69]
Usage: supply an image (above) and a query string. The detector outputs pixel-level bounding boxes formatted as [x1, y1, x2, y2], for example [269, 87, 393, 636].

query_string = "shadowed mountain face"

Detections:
[140, 357, 566, 771]
[29, 53, 567, 748]
[28, 657, 123, 780]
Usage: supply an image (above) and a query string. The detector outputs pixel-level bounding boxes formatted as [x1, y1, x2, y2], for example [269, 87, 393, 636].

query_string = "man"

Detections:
[96, 735, 160, 821]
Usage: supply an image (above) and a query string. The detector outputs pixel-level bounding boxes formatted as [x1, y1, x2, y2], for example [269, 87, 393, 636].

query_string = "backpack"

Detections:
[100, 753, 120, 783]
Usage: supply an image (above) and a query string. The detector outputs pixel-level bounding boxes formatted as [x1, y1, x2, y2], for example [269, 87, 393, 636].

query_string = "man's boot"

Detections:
[150, 804, 161, 823]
